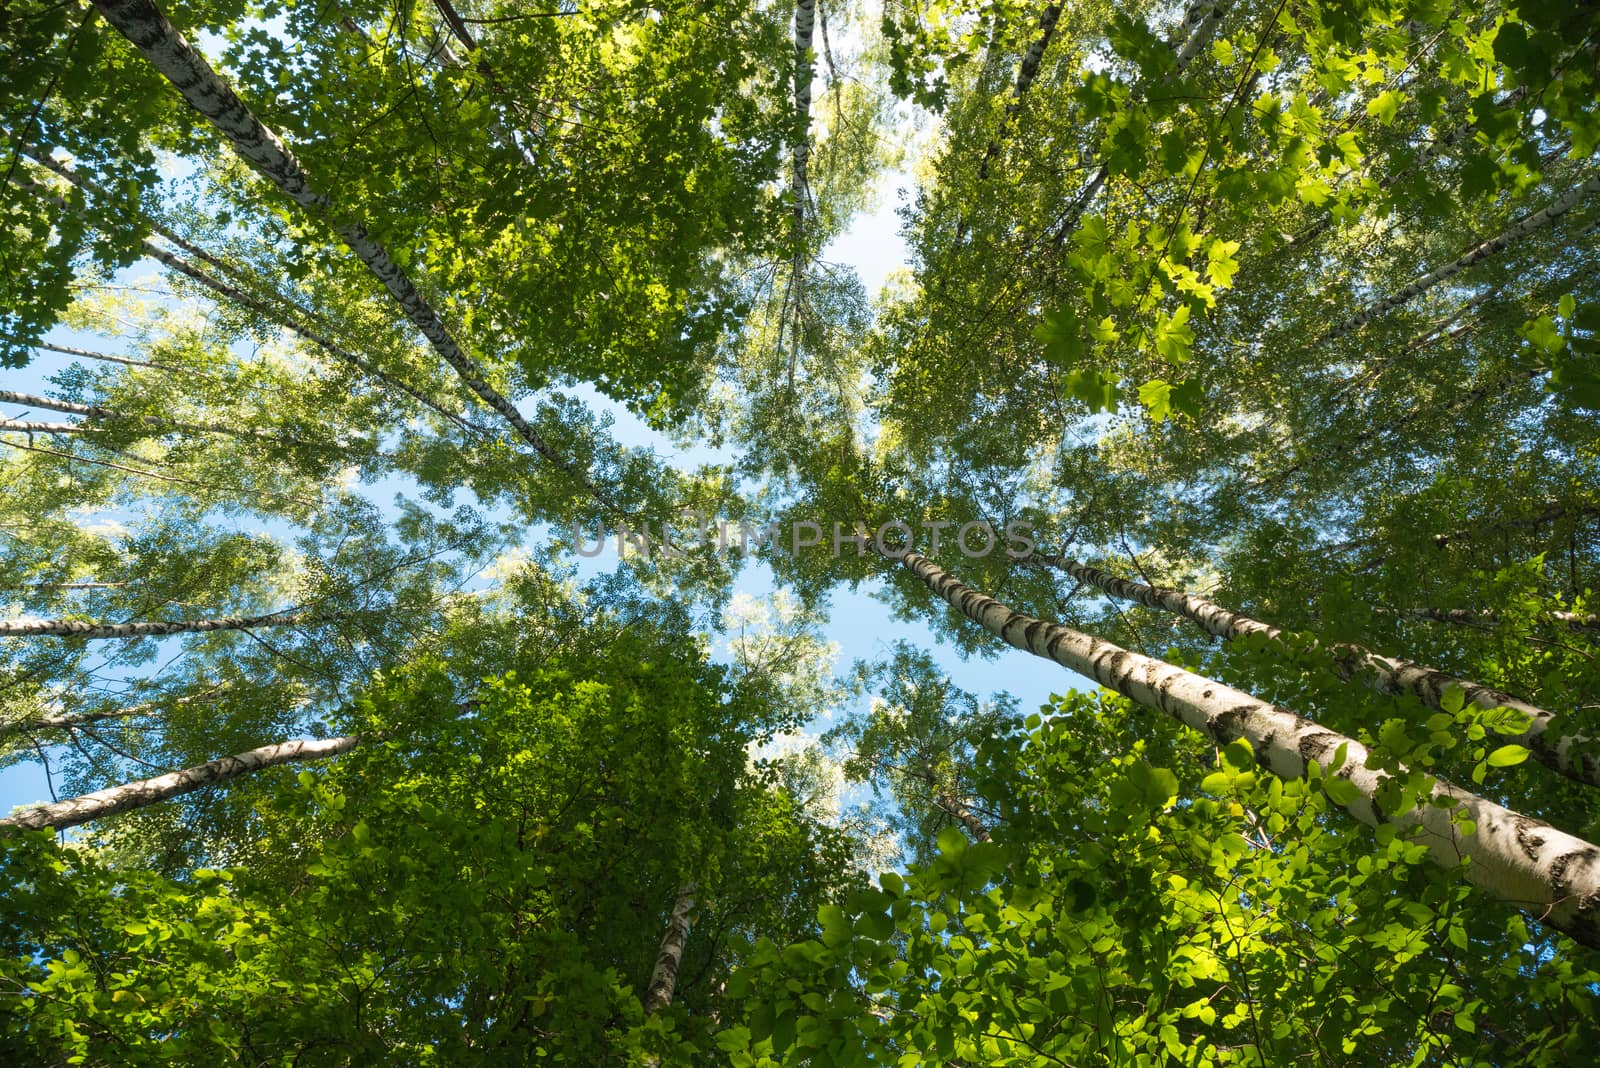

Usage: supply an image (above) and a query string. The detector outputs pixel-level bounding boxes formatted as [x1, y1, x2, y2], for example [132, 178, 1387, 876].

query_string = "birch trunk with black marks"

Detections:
[0, 734, 363, 831]
[0, 420, 87, 435]
[643, 882, 696, 1014]
[935, 790, 992, 841]
[89, 0, 610, 506]
[0, 608, 315, 639]
[1029, 552, 1599, 787]
[0, 335, 201, 377]
[890, 547, 1600, 947]
[0, 705, 154, 740]
[792, 0, 815, 225]
[0, 388, 303, 445]
[1394, 606, 1600, 633]
[1321, 172, 1600, 342]
[1052, 0, 1227, 239]
[975, 4, 1062, 181]
[18, 157, 484, 436]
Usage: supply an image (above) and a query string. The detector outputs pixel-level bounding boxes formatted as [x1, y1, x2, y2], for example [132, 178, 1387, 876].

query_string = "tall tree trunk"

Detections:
[935, 790, 992, 841]
[0, 608, 316, 639]
[643, 882, 696, 1014]
[1030, 552, 1599, 787]
[888, 547, 1600, 947]
[1320, 171, 1600, 342]
[0, 705, 153, 740]
[792, 0, 815, 225]
[0, 734, 363, 831]
[1393, 605, 1600, 632]
[0, 388, 305, 445]
[1, 420, 87, 435]
[0, 335, 202, 377]
[1051, 0, 1228, 241]
[975, 4, 1062, 181]
[90, 0, 615, 510]
[17, 160, 484, 437]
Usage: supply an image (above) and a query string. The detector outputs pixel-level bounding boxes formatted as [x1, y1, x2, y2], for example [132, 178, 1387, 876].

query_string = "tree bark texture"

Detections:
[90, 0, 608, 504]
[0, 734, 363, 831]
[1030, 552, 1599, 788]
[893, 547, 1600, 947]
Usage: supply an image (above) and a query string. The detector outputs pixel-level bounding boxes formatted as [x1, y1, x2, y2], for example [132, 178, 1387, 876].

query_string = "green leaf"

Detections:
[1138, 379, 1176, 423]
[1223, 739, 1255, 771]
[1064, 369, 1123, 413]
[1034, 306, 1086, 365]
[936, 825, 968, 858]
[1486, 744, 1531, 767]
[1366, 89, 1402, 125]
[1323, 775, 1362, 806]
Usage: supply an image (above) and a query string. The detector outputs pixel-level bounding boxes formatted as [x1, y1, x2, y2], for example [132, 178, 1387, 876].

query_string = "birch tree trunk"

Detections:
[1393, 606, 1600, 632]
[0, 734, 363, 831]
[0, 335, 201, 377]
[1, 420, 88, 435]
[889, 547, 1600, 947]
[16, 159, 484, 436]
[975, 4, 1062, 181]
[792, 0, 816, 222]
[1030, 552, 1599, 787]
[0, 705, 153, 740]
[0, 388, 303, 444]
[643, 881, 696, 1014]
[935, 790, 992, 841]
[0, 608, 315, 639]
[90, 0, 613, 508]
[1320, 171, 1600, 342]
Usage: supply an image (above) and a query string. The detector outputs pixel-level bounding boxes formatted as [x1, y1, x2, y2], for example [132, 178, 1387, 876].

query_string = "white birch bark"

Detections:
[643, 881, 696, 1014]
[935, 790, 992, 841]
[792, 0, 816, 218]
[1389, 606, 1600, 633]
[16, 160, 484, 436]
[0, 388, 300, 444]
[89, 0, 610, 505]
[2, 336, 200, 377]
[975, 4, 1062, 181]
[0, 734, 363, 831]
[0, 420, 86, 435]
[1321, 171, 1600, 342]
[893, 547, 1600, 947]
[0, 608, 313, 639]
[0, 705, 154, 740]
[1030, 552, 1599, 787]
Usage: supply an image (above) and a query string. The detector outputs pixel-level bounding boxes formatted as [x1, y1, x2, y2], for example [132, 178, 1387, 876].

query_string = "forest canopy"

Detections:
[2, 0, 1599, 1063]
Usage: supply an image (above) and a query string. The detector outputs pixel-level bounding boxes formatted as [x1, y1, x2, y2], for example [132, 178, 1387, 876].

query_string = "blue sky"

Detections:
[0, 168, 1092, 820]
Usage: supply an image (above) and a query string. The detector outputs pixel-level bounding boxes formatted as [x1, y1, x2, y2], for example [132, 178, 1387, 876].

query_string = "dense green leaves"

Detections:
[3, 0, 1600, 1062]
